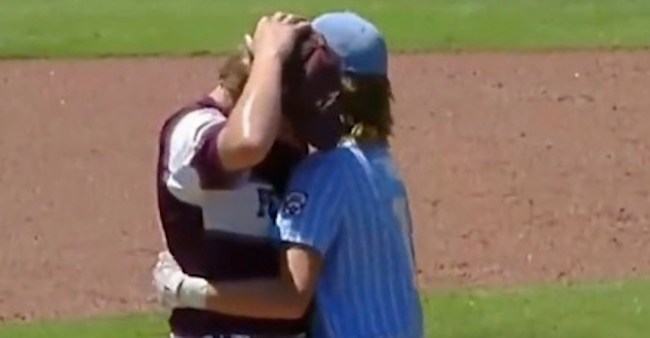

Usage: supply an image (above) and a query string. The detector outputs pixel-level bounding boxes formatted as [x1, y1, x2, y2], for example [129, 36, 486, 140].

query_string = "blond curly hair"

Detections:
[217, 42, 252, 101]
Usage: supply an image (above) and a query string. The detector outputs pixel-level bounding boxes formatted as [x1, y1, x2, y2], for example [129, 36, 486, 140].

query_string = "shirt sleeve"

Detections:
[164, 109, 243, 204]
[275, 155, 345, 256]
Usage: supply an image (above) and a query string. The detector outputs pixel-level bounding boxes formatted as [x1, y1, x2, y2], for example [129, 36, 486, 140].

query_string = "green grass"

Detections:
[1, 280, 649, 338]
[1, 0, 650, 58]
[0, 313, 166, 338]
[424, 279, 650, 338]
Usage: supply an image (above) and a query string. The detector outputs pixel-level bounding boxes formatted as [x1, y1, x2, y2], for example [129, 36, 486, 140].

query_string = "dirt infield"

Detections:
[1, 51, 650, 321]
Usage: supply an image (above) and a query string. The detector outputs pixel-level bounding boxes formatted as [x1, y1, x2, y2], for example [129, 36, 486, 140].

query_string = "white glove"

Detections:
[152, 251, 186, 309]
[152, 250, 210, 310]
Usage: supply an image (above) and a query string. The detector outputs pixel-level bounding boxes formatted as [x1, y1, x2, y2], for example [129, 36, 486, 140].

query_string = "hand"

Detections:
[152, 251, 186, 309]
[250, 11, 311, 61]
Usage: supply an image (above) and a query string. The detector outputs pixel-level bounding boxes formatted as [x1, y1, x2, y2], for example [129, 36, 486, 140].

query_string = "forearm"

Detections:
[207, 279, 305, 319]
[154, 245, 320, 319]
[219, 56, 284, 169]
[178, 276, 306, 319]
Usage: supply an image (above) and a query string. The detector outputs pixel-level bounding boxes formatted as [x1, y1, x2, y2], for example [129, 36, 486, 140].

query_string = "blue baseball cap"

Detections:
[312, 11, 388, 76]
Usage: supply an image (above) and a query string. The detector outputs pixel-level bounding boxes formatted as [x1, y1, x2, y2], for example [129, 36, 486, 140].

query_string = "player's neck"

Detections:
[342, 135, 390, 148]
[345, 123, 390, 144]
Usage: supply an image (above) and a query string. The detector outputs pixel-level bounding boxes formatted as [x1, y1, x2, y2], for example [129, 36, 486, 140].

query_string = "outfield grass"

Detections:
[425, 280, 650, 338]
[1, 280, 648, 338]
[1, 0, 650, 58]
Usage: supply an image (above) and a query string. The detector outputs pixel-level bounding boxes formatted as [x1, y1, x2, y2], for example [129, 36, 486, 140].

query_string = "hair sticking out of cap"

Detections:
[312, 11, 393, 142]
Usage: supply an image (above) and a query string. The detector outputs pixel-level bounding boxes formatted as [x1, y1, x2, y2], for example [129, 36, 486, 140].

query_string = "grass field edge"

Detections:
[2, 277, 648, 327]
[2, 44, 650, 62]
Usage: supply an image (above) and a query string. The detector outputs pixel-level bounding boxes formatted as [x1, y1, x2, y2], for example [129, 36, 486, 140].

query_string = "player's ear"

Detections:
[244, 34, 253, 52]
[242, 34, 254, 67]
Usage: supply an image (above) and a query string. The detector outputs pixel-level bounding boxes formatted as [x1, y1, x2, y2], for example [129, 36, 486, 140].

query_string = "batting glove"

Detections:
[152, 251, 209, 310]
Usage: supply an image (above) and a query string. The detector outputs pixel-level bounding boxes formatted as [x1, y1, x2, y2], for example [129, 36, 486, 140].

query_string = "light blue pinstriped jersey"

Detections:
[275, 139, 423, 338]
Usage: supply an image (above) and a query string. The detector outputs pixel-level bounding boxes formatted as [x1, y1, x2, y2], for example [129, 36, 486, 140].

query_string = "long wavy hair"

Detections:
[339, 74, 394, 142]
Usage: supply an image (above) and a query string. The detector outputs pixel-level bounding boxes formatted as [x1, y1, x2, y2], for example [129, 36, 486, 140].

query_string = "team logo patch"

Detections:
[281, 191, 308, 216]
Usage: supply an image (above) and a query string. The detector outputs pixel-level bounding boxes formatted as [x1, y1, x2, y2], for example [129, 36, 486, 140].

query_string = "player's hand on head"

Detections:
[251, 11, 311, 61]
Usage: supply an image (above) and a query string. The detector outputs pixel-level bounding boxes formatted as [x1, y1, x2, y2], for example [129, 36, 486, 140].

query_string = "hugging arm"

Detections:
[155, 237, 324, 319]
[154, 156, 344, 319]
[196, 245, 322, 319]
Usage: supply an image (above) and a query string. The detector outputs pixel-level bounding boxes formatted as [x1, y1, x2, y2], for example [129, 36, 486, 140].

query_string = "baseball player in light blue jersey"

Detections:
[276, 11, 424, 338]
[153, 10, 423, 338]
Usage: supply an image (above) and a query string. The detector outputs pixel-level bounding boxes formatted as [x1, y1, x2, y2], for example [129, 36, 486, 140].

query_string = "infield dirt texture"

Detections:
[1, 50, 649, 321]
[2, 0, 650, 329]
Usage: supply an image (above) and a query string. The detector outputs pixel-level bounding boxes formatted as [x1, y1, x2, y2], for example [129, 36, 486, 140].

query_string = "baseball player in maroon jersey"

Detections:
[154, 12, 342, 338]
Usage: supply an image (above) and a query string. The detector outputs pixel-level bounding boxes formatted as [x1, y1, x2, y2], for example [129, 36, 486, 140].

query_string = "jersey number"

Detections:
[392, 196, 418, 287]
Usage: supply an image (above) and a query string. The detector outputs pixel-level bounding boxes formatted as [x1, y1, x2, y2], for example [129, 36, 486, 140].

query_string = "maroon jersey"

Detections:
[156, 97, 310, 336]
